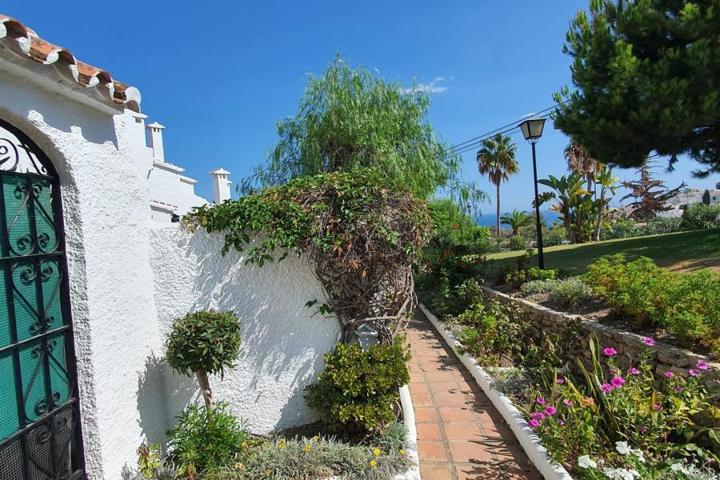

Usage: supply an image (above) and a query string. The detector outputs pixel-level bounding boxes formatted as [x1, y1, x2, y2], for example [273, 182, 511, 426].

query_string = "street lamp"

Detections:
[518, 118, 546, 269]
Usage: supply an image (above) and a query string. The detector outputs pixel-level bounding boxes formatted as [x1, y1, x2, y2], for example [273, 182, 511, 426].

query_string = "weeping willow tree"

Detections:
[241, 56, 482, 206]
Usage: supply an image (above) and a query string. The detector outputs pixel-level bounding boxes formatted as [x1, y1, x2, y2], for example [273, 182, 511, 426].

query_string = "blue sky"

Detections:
[5, 1, 718, 214]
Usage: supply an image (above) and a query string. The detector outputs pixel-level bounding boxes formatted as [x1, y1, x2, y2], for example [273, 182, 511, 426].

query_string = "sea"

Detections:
[474, 210, 560, 227]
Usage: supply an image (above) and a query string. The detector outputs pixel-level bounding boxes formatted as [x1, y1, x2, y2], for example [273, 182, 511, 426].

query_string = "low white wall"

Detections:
[149, 225, 342, 436]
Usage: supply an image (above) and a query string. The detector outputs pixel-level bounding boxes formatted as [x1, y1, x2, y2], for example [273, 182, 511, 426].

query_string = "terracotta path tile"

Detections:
[407, 312, 539, 479]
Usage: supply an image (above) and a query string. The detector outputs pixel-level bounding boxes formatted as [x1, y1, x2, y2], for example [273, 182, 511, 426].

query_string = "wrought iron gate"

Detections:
[0, 120, 85, 479]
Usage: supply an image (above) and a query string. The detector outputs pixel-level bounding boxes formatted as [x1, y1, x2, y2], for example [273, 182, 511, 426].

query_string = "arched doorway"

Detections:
[0, 119, 85, 479]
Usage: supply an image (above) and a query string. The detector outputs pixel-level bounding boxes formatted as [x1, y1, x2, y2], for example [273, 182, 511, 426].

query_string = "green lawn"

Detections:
[484, 229, 720, 277]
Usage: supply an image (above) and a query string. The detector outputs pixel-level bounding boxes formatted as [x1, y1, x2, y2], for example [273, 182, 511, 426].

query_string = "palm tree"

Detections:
[565, 143, 601, 192]
[500, 210, 533, 235]
[477, 134, 518, 235]
[537, 173, 590, 243]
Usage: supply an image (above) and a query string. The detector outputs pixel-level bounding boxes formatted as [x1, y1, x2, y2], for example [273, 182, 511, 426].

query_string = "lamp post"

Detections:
[519, 118, 546, 269]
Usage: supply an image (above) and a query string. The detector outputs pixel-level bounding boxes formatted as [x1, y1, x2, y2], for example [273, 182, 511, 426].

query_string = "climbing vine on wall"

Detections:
[184, 168, 432, 343]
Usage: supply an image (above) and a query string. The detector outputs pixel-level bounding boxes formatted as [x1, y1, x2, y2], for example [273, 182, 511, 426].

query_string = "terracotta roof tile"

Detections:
[0, 13, 141, 112]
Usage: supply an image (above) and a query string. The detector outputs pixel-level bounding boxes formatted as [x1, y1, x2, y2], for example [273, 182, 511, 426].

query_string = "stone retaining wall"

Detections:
[481, 286, 720, 381]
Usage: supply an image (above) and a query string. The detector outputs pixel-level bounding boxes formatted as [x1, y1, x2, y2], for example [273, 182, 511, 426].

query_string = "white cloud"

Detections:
[402, 76, 451, 94]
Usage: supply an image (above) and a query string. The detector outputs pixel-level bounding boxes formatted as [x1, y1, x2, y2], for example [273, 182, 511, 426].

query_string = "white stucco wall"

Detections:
[0, 55, 165, 479]
[146, 161, 206, 216]
[149, 226, 341, 435]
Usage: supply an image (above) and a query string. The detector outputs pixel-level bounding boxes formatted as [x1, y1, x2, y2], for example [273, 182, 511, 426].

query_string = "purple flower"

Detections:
[664, 371, 674, 379]
[536, 396, 546, 406]
[639, 426, 649, 434]
[610, 376, 626, 388]
[696, 360, 709, 371]
[600, 383, 614, 394]
[563, 399, 573, 407]
[688, 369, 699, 377]
[557, 419, 565, 426]
[628, 367, 640, 376]
[674, 386, 684, 393]
[528, 419, 541, 428]
[544, 406, 557, 416]
[653, 403, 663, 411]
[642, 337, 656, 347]
[557, 377, 565, 385]
[531, 412, 545, 421]
[603, 347, 618, 357]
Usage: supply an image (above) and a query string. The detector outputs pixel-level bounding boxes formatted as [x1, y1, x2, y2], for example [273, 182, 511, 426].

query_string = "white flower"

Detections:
[670, 463, 689, 474]
[603, 468, 639, 480]
[633, 449, 646, 463]
[615, 441, 631, 455]
[578, 455, 597, 469]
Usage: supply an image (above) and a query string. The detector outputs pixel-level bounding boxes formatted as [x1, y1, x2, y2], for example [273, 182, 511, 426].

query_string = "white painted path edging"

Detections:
[418, 303, 573, 480]
[395, 385, 421, 480]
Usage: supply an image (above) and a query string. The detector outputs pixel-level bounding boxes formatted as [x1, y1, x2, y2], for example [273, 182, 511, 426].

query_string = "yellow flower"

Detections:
[312, 435, 319, 442]
[369, 460, 377, 468]
[234, 463, 245, 470]
[265, 468, 272, 476]
[278, 439, 286, 449]
[304, 444, 312, 452]
[373, 448, 381, 457]
[399, 449, 406, 456]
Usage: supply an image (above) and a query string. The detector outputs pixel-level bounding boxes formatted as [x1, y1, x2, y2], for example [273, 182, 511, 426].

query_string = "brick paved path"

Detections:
[406, 313, 541, 480]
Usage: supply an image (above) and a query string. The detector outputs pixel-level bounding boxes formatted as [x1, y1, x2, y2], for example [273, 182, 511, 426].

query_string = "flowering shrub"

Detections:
[524, 338, 720, 478]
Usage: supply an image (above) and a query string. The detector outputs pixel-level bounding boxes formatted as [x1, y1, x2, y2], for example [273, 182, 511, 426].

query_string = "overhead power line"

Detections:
[449, 101, 566, 156]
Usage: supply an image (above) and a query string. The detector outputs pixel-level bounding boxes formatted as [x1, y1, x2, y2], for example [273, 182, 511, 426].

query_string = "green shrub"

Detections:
[505, 266, 557, 290]
[305, 339, 410, 433]
[520, 279, 561, 297]
[454, 300, 524, 365]
[604, 218, 639, 239]
[508, 235, 527, 251]
[167, 402, 250, 476]
[165, 310, 242, 407]
[681, 203, 720, 230]
[551, 278, 594, 310]
[640, 216, 683, 235]
[585, 255, 720, 352]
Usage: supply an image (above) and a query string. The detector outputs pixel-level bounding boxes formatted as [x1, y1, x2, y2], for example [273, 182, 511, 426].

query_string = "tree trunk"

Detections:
[496, 184, 501, 236]
[195, 370, 214, 409]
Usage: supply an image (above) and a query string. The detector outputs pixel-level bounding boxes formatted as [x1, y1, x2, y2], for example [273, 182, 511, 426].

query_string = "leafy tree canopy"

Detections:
[554, 0, 720, 177]
[242, 56, 482, 204]
[187, 168, 432, 344]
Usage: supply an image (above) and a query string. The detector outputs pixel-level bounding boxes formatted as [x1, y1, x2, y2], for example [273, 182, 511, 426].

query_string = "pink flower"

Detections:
[610, 376, 625, 388]
[628, 367, 640, 376]
[557, 377, 565, 384]
[639, 426, 648, 434]
[664, 371, 674, 378]
[653, 403, 663, 411]
[544, 406, 557, 416]
[603, 347, 618, 357]
[642, 336, 656, 347]
[696, 360, 709, 371]
[536, 396, 546, 406]
[600, 383, 614, 394]
[688, 369, 699, 377]
[557, 419, 565, 426]
[528, 419, 541, 428]
[531, 412, 545, 421]
[563, 399, 573, 407]
[674, 386, 684, 393]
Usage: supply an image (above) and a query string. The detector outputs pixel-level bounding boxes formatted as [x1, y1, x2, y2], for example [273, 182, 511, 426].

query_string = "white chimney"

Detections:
[147, 121, 165, 161]
[210, 168, 232, 203]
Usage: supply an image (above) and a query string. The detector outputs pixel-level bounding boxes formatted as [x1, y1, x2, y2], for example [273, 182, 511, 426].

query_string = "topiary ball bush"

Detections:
[165, 310, 241, 378]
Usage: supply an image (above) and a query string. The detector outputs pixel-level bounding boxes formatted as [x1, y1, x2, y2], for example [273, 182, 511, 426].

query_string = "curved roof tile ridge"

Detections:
[0, 13, 141, 112]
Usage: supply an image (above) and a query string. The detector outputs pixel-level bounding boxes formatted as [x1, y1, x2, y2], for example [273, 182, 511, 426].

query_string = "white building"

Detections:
[0, 13, 338, 480]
